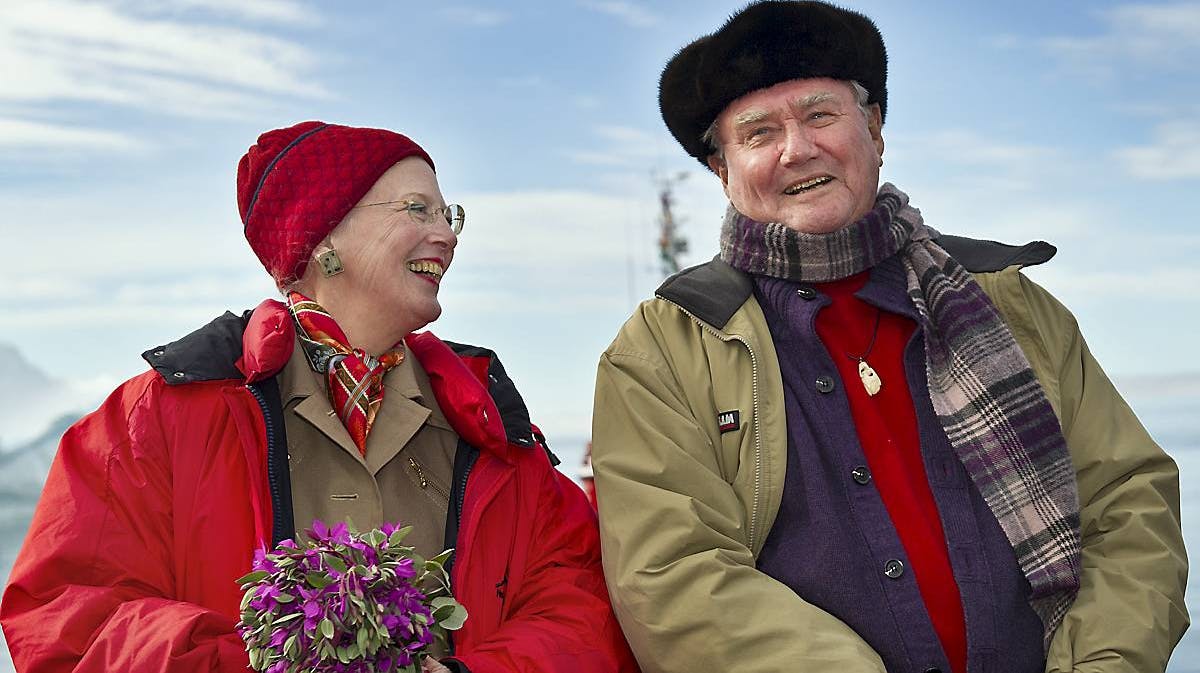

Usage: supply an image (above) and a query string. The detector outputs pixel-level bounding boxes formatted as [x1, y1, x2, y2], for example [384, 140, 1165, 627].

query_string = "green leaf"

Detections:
[365, 529, 386, 547]
[427, 549, 454, 568]
[319, 617, 335, 641]
[236, 570, 269, 586]
[284, 634, 299, 658]
[306, 572, 334, 589]
[273, 592, 295, 603]
[430, 597, 469, 630]
[324, 553, 349, 575]
[389, 525, 414, 546]
[356, 625, 370, 652]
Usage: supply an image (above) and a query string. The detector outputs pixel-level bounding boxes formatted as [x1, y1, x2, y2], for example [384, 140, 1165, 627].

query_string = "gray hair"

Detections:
[702, 80, 872, 159]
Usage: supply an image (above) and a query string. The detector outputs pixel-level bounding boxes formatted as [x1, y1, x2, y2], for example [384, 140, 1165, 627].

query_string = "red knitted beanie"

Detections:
[237, 121, 434, 285]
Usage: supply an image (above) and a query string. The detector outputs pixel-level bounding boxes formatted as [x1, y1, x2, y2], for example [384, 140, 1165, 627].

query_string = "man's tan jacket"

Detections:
[592, 256, 1188, 673]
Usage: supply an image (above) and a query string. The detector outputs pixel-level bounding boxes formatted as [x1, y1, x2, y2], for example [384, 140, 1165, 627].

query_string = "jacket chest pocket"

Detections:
[404, 455, 450, 506]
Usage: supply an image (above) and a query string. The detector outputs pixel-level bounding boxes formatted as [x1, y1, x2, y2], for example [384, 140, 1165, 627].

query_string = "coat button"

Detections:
[851, 466, 872, 485]
[884, 559, 905, 579]
[172, 372, 185, 379]
[815, 375, 836, 394]
[923, 668, 944, 673]
[796, 286, 817, 300]
[153, 350, 164, 357]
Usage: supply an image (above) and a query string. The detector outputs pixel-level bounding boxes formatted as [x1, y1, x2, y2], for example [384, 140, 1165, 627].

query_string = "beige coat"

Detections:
[278, 339, 459, 559]
[593, 262, 1188, 673]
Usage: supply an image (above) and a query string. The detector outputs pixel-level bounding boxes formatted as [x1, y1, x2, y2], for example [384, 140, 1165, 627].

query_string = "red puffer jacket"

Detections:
[1, 300, 637, 673]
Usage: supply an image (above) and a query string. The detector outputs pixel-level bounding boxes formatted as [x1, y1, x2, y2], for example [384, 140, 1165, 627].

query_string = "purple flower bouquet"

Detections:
[236, 520, 467, 673]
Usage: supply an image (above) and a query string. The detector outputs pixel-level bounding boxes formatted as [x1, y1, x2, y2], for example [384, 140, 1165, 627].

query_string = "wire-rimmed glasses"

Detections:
[354, 199, 465, 235]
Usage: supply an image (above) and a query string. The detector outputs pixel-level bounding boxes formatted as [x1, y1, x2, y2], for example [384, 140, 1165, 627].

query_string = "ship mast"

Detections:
[581, 172, 691, 508]
[655, 171, 689, 276]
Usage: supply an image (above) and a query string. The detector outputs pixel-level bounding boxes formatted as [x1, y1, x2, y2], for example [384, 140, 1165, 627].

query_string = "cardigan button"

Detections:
[851, 466, 872, 485]
[883, 559, 905, 579]
[815, 375, 836, 394]
[796, 286, 817, 300]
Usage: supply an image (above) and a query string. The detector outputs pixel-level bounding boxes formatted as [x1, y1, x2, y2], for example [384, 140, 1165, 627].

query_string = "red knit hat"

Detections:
[238, 121, 435, 285]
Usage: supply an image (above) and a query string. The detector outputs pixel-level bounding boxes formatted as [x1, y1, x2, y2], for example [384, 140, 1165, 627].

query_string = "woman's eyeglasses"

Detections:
[354, 199, 465, 235]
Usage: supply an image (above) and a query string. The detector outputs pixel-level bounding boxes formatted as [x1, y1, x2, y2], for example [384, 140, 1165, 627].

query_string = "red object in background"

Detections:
[580, 442, 597, 509]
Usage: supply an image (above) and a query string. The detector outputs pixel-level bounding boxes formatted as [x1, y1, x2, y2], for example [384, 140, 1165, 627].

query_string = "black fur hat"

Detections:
[659, 0, 887, 165]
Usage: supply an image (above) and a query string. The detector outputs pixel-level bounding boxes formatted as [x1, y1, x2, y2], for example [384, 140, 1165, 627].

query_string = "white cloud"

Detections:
[1038, 3, 1200, 77]
[440, 6, 509, 27]
[1102, 3, 1200, 46]
[1031, 266, 1200, 302]
[0, 117, 143, 150]
[1115, 372, 1200, 398]
[566, 124, 673, 167]
[884, 129, 1067, 200]
[451, 190, 640, 263]
[142, 0, 317, 25]
[891, 129, 1057, 168]
[578, 0, 660, 28]
[1114, 119, 1200, 179]
[0, 0, 328, 150]
[498, 75, 545, 88]
[572, 94, 602, 109]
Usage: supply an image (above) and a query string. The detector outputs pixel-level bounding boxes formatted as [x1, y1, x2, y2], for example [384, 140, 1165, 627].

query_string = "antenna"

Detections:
[653, 171, 689, 277]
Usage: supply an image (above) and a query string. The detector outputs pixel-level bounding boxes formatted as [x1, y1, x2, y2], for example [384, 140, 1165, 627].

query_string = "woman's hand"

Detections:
[421, 657, 452, 673]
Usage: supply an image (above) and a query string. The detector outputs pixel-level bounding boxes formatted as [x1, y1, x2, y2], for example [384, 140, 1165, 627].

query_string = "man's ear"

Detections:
[867, 103, 885, 159]
[707, 155, 730, 193]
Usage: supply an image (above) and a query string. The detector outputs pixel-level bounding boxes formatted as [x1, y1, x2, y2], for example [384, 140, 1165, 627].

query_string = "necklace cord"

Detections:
[845, 307, 883, 362]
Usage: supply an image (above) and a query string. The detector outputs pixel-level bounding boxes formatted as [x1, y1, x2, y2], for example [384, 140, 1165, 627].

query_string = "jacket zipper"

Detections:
[658, 298, 765, 552]
[247, 382, 287, 545]
[408, 456, 450, 501]
[455, 450, 478, 532]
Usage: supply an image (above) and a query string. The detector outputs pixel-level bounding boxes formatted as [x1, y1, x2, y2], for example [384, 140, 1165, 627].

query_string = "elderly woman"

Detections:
[0, 122, 637, 673]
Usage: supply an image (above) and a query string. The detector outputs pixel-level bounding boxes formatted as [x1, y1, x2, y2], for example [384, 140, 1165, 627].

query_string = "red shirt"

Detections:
[814, 272, 967, 673]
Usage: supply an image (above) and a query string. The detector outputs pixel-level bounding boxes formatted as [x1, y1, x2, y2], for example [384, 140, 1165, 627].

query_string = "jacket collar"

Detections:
[657, 235, 1056, 330]
[142, 299, 523, 462]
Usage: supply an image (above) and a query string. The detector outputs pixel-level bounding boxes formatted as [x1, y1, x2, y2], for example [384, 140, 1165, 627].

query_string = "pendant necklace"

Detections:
[846, 308, 883, 397]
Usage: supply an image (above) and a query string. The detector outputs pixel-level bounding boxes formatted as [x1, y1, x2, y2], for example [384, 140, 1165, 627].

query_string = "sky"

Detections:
[3, 0, 1200, 451]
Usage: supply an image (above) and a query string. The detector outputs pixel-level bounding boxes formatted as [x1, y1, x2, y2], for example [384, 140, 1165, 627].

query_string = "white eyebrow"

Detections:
[731, 108, 770, 129]
[730, 91, 841, 133]
[793, 91, 837, 109]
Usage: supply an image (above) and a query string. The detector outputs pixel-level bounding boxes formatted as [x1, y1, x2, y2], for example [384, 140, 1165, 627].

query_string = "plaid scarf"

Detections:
[721, 183, 1080, 646]
[287, 291, 406, 456]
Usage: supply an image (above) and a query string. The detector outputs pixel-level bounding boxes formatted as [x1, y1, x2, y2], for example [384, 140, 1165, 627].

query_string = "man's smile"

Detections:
[783, 176, 834, 195]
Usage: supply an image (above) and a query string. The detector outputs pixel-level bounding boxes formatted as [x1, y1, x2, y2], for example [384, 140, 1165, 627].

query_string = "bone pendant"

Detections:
[858, 360, 882, 396]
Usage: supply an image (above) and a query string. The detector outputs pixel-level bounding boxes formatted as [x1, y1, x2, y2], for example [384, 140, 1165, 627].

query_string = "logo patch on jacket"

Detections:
[717, 410, 740, 433]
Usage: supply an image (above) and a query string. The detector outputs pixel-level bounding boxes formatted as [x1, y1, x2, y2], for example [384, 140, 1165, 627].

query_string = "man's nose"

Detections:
[779, 124, 818, 165]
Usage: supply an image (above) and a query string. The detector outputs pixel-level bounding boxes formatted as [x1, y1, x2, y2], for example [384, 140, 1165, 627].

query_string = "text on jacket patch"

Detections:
[717, 410, 740, 434]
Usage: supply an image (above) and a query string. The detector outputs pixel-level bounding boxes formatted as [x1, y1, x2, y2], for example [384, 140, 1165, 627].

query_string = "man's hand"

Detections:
[421, 658, 452, 673]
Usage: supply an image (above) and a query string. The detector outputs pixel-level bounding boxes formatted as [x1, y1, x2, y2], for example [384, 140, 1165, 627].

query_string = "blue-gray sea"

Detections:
[0, 378, 1196, 671]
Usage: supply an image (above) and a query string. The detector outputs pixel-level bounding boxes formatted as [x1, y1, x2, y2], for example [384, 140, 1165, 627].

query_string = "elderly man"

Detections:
[591, 2, 1188, 673]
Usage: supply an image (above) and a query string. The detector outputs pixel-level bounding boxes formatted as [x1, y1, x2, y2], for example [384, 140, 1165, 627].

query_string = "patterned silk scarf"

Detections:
[720, 183, 1081, 647]
[287, 291, 406, 456]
